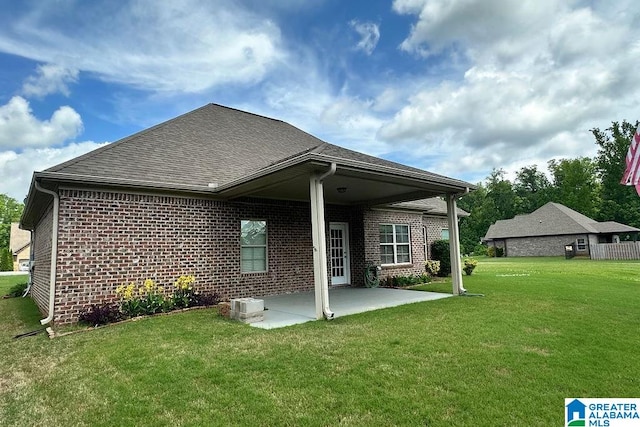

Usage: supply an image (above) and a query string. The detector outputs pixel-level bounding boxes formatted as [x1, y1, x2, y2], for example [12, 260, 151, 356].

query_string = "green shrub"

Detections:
[496, 247, 504, 257]
[473, 244, 488, 256]
[463, 258, 478, 276]
[424, 259, 441, 276]
[381, 273, 430, 288]
[430, 240, 451, 277]
[5, 282, 27, 298]
[487, 246, 495, 257]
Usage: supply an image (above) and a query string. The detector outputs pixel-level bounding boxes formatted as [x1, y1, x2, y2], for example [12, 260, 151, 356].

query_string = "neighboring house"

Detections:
[9, 222, 31, 272]
[483, 202, 640, 257]
[20, 104, 474, 325]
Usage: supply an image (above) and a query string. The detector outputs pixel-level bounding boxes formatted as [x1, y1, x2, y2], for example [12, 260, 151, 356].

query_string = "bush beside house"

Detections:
[430, 240, 451, 277]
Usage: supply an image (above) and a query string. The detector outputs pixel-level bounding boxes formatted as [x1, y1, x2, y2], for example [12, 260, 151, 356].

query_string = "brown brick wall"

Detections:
[363, 209, 426, 280]
[43, 188, 448, 324]
[31, 203, 53, 317]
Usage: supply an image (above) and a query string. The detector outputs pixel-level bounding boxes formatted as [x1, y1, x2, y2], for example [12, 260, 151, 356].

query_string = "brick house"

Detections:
[20, 104, 473, 325]
[9, 222, 31, 271]
[483, 202, 639, 257]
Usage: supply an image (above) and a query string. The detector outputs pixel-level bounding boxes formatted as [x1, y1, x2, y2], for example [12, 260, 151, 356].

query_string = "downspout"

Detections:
[317, 163, 336, 319]
[34, 181, 59, 325]
[310, 163, 336, 320]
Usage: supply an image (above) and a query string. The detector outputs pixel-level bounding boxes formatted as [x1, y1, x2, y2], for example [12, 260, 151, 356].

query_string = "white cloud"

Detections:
[0, 0, 283, 93]
[0, 141, 108, 200]
[0, 96, 83, 150]
[21, 63, 79, 97]
[349, 20, 380, 55]
[382, 0, 640, 180]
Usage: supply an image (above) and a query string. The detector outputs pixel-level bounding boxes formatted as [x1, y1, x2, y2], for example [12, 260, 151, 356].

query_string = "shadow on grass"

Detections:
[0, 294, 44, 340]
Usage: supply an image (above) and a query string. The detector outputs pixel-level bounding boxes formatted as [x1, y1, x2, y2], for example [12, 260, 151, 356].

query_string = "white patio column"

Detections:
[446, 193, 466, 295]
[309, 167, 335, 320]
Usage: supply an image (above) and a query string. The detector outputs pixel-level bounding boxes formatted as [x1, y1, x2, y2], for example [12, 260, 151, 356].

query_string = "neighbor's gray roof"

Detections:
[41, 104, 468, 191]
[391, 197, 470, 217]
[483, 202, 639, 240]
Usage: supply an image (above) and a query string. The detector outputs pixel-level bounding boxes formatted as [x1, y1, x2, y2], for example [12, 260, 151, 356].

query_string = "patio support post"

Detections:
[309, 164, 336, 320]
[446, 193, 466, 295]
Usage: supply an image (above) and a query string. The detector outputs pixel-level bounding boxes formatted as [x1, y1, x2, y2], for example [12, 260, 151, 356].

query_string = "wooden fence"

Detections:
[589, 242, 640, 260]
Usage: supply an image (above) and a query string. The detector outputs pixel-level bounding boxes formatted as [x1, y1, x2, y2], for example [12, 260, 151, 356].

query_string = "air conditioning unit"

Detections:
[230, 298, 264, 323]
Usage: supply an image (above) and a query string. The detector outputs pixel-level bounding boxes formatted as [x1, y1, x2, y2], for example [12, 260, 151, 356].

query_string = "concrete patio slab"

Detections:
[252, 287, 452, 329]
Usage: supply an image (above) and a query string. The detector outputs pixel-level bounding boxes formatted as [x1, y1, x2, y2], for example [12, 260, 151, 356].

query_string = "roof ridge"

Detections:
[208, 103, 287, 124]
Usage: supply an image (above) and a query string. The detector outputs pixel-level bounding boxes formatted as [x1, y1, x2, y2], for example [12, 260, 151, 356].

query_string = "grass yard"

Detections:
[1, 258, 639, 426]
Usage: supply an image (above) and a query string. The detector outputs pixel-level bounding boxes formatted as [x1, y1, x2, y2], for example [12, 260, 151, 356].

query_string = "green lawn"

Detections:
[1, 258, 639, 426]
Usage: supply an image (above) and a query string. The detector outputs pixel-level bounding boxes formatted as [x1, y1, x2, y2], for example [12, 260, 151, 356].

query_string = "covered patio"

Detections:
[252, 287, 452, 329]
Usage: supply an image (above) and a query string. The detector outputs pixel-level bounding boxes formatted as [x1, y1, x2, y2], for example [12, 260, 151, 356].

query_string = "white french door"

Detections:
[329, 222, 350, 285]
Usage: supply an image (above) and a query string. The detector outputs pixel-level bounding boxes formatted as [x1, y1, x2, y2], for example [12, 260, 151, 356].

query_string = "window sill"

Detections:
[381, 263, 414, 270]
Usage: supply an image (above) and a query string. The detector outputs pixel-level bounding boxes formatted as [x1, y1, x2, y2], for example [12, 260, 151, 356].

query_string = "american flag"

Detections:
[621, 124, 640, 196]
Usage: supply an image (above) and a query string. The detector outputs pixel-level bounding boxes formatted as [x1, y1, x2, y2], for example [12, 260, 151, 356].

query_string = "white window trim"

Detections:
[576, 237, 586, 251]
[380, 223, 412, 266]
[240, 219, 268, 273]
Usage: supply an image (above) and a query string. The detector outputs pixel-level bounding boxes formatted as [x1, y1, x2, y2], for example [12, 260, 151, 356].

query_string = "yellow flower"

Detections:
[174, 275, 196, 290]
[144, 279, 155, 292]
[123, 282, 136, 300]
[115, 284, 125, 296]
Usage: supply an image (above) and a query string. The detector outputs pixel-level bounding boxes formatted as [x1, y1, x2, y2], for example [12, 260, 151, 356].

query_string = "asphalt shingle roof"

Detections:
[45, 103, 470, 190]
[484, 202, 639, 240]
[47, 104, 325, 188]
[391, 197, 470, 217]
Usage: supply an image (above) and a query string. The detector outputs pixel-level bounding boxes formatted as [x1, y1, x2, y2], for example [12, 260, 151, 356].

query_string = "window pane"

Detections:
[397, 244, 410, 263]
[241, 247, 266, 272]
[379, 225, 394, 243]
[241, 220, 266, 246]
[441, 229, 449, 240]
[380, 245, 394, 264]
[395, 225, 409, 243]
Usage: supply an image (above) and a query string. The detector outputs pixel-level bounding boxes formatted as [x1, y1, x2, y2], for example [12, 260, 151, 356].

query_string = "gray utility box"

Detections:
[230, 298, 264, 323]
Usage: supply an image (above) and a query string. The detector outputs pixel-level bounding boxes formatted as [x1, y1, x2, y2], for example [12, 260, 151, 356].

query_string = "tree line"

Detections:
[457, 120, 640, 254]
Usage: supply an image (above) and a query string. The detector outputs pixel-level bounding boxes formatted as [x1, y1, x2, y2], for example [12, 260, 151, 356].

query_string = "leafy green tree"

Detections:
[0, 194, 24, 250]
[485, 168, 521, 221]
[458, 183, 491, 253]
[593, 120, 640, 227]
[0, 247, 13, 271]
[547, 158, 600, 219]
[514, 165, 551, 213]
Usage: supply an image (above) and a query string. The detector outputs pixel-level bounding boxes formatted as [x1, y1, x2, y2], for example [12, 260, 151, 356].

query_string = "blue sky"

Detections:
[1, 0, 639, 201]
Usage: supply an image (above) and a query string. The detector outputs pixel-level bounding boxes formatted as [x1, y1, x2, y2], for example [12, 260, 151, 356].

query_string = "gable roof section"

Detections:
[389, 197, 470, 217]
[484, 202, 640, 240]
[45, 104, 326, 189]
[39, 104, 471, 193]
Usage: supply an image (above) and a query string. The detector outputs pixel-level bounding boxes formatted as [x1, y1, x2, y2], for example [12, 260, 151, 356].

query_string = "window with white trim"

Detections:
[441, 229, 450, 241]
[240, 220, 267, 272]
[576, 238, 586, 251]
[380, 224, 411, 264]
